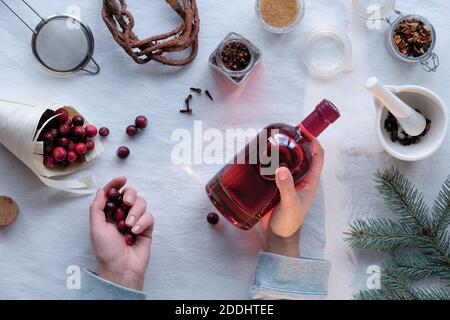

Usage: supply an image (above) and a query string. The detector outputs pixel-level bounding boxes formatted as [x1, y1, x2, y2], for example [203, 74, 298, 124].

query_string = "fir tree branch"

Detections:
[375, 167, 431, 234]
[432, 176, 450, 236]
[385, 254, 450, 281]
[345, 218, 425, 252]
[413, 287, 450, 300]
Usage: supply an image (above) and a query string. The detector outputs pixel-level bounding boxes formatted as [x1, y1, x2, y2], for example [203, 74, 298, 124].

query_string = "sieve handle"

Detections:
[80, 57, 100, 75]
[0, 0, 44, 33]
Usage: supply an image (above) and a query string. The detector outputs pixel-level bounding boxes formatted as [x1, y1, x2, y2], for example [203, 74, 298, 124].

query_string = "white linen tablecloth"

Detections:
[0, 0, 449, 299]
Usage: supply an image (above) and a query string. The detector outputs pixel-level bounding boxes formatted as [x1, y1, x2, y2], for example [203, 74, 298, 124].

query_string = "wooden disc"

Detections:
[0, 196, 18, 226]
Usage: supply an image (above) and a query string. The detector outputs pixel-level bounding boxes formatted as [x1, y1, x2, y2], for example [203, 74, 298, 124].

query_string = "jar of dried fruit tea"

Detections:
[352, 0, 439, 72]
[209, 33, 262, 85]
[386, 14, 438, 71]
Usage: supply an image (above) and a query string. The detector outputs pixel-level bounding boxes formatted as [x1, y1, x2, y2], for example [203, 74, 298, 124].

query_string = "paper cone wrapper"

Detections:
[0, 99, 104, 194]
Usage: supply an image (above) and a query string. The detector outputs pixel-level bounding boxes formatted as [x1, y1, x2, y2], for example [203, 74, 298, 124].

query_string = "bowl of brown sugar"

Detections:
[256, 0, 305, 33]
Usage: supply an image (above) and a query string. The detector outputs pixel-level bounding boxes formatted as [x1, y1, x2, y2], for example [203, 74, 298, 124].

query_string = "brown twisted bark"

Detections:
[102, 0, 200, 66]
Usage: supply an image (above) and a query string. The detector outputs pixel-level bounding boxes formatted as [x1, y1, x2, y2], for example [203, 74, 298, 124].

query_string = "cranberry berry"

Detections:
[73, 126, 86, 139]
[58, 123, 71, 136]
[114, 207, 126, 222]
[52, 147, 67, 162]
[77, 154, 86, 164]
[106, 188, 121, 202]
[68, 140, 76, 151]
[43, 132, 55, 144]
[124, 233, 135, 246]
[207, 212, 219, 225]
[86, 140, 95, 151]
[44, 144, 54, 155]
[67, 150, 78, 163]
[85, 125, 97, 138]
[117, 220, 127, 233]
[99, 127, 110, 137]
[126, 125, 138, 137]
[72, 115, 84, 127]
[55, 108, 69, 124]
[117, 146, 130, 159]
[75, 142, 87, 155]
[44, 156, 57, 169]
[57, 137, 70, 148]
[135, 115, 148, 129]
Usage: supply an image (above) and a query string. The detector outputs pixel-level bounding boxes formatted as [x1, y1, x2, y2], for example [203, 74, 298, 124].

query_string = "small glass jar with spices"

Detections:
[209, 33, 262, 85]
[255, 0, 305, 33]
[352, 0, 439, 72]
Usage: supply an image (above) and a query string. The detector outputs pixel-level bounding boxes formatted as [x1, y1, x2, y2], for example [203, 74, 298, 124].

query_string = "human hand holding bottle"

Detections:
[262, 140, 325, 258]
[89, 177, 154, 291]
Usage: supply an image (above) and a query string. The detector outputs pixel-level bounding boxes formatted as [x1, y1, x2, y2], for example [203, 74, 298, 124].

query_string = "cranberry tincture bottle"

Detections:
[205, 99, 340, 230]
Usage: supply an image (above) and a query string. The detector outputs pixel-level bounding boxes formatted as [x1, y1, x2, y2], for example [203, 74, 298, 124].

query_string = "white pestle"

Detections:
[366, 77, 427, 137]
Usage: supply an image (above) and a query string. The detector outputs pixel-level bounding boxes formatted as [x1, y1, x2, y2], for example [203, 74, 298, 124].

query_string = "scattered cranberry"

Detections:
[86, 140, 95, 151]
[73, 126, 86, 139]
[207, 212, 219, 225]
[107, 188, 121, 202]
[44, 156, 57, 169]
[85, 125, 97, 138]
[126, 125, 138, 137]
[114, 207, 126, 222]
[117, 146, 130, 159]
[58, 123, 71, 136]
[124, 233, 135, 246]
[75, 142, 87, 155]
[55, 108, 69, 124]
[52, 147, 67, 162]
[64, 119, 72, 127]
[99, 127, 110, 137]
[67, 150, 78, 163]
[135, 115, 148, 129]
[72, 115, 85, 126]
[43, 132, 55, 144]
[117, 220, 127, 233]
[57, 137, 70, 148]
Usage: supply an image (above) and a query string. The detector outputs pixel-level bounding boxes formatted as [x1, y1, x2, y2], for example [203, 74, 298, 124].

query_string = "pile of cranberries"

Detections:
[104, 187, 136, 246]
[41, 108, 98, 169]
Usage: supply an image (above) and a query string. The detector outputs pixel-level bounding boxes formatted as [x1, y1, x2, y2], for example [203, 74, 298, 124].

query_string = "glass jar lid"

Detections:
[301, 26, 352, 79]
[352, 0, 395, 20]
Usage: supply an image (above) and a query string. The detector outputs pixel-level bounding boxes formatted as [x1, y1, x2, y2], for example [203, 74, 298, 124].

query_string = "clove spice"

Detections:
[190, 87, 202, 94]
[384, 110, 431, 146]
[205, 90, 214, 101]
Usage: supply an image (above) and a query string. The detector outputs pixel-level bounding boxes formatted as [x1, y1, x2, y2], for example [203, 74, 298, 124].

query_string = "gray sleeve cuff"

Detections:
[76, 269, 146, 300]
[250, 252, 330, 300]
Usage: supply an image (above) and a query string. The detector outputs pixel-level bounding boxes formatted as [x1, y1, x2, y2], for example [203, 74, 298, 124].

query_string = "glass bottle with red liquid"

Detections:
[205, 99, 340, 230]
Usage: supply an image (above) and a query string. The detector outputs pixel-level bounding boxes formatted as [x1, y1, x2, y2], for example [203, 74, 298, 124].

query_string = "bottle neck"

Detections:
[298, 99, 340, 140]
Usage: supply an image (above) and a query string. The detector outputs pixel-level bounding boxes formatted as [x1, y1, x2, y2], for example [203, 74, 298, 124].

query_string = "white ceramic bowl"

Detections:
[375, 85, 448, 161]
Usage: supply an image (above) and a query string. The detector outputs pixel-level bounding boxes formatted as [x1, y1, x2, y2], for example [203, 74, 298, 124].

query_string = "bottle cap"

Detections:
[301, 99, 340, 138]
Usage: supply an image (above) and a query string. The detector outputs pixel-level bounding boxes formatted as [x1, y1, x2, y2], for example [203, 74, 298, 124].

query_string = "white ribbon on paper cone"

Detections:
[0, 99, 104, 194]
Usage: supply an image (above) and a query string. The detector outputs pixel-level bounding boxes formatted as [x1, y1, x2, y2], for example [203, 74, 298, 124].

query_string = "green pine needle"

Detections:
[347, 167, 450, 300]
[375, 167, 431, 233]
[345, 218, 424, 252]
[432, 177, 450, 236]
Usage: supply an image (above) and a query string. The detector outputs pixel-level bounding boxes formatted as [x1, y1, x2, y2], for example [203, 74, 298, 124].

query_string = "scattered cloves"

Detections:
[190, 87, 202, 94]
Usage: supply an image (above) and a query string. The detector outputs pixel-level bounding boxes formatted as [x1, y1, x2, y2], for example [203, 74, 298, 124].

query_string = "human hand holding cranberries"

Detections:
[89, 177, 154, 291]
